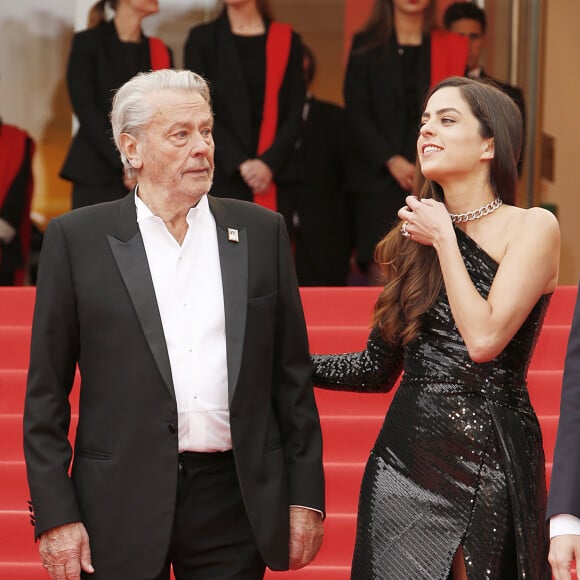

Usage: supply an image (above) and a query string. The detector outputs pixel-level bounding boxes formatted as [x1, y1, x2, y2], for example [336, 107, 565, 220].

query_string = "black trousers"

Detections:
[155, 451, 266, 580]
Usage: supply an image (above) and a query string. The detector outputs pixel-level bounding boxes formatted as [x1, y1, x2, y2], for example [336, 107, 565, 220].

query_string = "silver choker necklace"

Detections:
[449, 198, 502, 223]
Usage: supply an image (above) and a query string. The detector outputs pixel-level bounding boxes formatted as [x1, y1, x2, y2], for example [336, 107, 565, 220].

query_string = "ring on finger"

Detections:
[400, 221, 411, 238]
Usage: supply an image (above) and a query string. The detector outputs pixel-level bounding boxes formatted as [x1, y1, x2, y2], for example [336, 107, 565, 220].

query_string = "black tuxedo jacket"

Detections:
[184, 13, 305, 201]
[23, 193, 324, 578]
[60, 21, 172, 191]
[547, 282, 580, 521]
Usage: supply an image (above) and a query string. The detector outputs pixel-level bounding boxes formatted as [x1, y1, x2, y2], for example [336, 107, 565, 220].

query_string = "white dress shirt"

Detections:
[550, 513, 580, 538]
[136, 193, 231, 452]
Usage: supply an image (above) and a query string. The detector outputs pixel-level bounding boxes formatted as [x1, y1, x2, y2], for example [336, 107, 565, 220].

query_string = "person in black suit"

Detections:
[292, 44, 351, 286]
[547, 283, 580, 579]
[0, 115, 34, 285]
[344, 0, 467, 284]
[183, 0, 305, 233]
[24, 69, 324, 580]
[443, 1, 526, 184]
[60, 0, 172, 209]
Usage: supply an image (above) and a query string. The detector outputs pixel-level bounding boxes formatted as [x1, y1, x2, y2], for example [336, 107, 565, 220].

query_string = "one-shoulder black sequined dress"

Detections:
[312, 228, 551, 580]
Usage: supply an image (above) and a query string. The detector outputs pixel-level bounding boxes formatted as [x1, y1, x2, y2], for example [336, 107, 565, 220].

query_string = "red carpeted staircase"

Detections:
[0, 286, 576, 579]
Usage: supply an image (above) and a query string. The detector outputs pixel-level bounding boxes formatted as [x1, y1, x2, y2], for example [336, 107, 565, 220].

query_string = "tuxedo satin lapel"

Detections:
[209, 196, 248, 404]
[107, 194, 174, 396]
[217, 14, 253, 152]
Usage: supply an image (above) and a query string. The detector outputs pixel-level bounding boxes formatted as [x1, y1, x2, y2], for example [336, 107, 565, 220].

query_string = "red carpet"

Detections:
[0, 286, 575, 579]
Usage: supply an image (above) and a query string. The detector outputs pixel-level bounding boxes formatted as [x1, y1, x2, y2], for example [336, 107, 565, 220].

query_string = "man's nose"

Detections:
[190, 132, 211, 154]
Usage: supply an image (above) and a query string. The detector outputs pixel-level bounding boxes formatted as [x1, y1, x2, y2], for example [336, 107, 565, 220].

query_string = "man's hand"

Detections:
[549, 534, 580, 579]
[239, 159, 273, 194]
[288, 506, 323, 570]
[39, 522, 94, 579]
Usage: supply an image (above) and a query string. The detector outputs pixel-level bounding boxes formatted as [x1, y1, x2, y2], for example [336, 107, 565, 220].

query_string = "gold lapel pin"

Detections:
[227, 228, 239, 243]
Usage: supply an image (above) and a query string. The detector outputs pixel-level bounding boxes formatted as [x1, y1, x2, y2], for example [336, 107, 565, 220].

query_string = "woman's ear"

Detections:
[481, 138, 495, 160]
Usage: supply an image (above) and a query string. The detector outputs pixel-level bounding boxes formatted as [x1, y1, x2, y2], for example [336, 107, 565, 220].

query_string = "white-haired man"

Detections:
[24, 68, 324, 580]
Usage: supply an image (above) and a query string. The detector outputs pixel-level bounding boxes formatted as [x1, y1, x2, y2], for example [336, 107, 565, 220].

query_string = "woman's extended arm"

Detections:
[312, 327, 403, 393]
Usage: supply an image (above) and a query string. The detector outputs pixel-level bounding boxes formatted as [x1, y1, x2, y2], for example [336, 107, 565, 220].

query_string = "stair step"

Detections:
[0, 287, 36, 326]
[0, 511, 37, 560]
[0, 327, 31, 370]
[0, 462, 29, 511]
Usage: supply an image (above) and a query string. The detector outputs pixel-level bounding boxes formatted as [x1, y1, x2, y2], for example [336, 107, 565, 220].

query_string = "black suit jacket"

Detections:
[547, 282, 580, 521]
[184, 13, 305, 201]
[60, 21, 172, 193]
[294, 97, 351, 286]
[0, 130, 33, 274]
[343, 32, 431, 195]
[23, 193, 324, 578]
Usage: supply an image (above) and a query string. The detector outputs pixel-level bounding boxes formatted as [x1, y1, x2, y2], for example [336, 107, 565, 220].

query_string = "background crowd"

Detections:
[0, 0, 526, 288]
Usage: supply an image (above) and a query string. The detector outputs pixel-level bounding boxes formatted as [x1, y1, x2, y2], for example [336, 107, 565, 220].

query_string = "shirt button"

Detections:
[168, 423, 176, 434]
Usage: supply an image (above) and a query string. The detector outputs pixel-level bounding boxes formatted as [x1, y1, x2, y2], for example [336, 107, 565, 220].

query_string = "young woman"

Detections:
[313, 77, 559, 579]
[183, 0, 305, 233]
[60, 0, 171, 209]
[344, 0, 468, 283]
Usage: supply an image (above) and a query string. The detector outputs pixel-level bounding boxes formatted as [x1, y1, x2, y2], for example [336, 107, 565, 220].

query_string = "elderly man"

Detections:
[23, 69, 324, 580]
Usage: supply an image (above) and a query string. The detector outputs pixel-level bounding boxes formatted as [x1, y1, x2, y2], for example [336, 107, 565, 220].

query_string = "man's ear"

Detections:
[481, 138, 495, 160]
[119, 133, 143, 169]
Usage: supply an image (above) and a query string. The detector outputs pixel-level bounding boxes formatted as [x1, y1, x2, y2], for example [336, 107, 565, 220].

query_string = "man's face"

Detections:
[132, 89, 215, 205]
[449, 18, 485, 73]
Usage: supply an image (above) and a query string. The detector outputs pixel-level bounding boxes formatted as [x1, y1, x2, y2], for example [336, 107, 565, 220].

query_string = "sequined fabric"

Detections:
[312, 227, 551, 580]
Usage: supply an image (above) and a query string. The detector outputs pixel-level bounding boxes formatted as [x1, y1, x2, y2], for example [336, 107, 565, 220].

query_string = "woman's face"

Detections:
[417, 86, 493, 182]
[392, 0, 431, 15]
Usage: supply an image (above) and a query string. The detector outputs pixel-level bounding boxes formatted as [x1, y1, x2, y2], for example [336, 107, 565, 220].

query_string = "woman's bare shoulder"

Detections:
[505, 204, 560, 237]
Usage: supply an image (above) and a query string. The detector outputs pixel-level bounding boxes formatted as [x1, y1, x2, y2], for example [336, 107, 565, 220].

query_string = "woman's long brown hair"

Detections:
[371, 76, 523, 345]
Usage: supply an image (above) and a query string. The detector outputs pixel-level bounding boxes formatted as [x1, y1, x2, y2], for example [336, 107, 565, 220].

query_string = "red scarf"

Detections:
[149, 37, 171, 70]
[430, 30, 469, 88]
[0, 124, 34, 285]
[254, 22, 293, 211]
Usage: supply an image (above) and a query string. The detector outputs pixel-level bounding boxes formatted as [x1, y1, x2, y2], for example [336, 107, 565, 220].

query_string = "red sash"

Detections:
[254, 22, 293, 211]
[430, 30, 469, 88]
[149, 37, 171, 70]
[0, 124, 34, 285]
